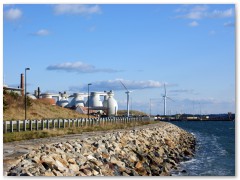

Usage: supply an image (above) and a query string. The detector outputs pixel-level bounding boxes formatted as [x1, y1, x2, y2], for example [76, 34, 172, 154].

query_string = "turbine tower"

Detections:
[120, 80, 132, 117]
[162, 83, 173, 116]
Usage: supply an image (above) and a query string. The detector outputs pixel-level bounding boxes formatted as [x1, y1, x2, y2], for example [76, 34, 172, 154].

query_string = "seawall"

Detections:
[5, 122, 195, 176]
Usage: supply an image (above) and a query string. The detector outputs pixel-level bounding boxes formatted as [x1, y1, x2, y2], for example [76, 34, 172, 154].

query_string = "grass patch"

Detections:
[3, 92, 90, 120]
[3, 121, 157, 143]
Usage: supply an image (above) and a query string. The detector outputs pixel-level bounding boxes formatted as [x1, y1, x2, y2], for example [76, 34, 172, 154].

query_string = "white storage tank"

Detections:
[56, 92, 69, 107]
[105, 91, 118, 116]
[102, 91, 108, 107]
[41, 93, 52, 99]
[27, 93, 37, 100]
[68, 93, 85, 108]
[57, 99, 69, 107]
[87, 92, 103, 107]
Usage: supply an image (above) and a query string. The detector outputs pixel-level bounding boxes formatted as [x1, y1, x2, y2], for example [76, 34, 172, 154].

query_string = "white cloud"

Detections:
[223, 21, 235, 27]
[4, 8, 22, 21]
[210, 8, 233, 18]
[31, 29, 50, 36]
[185, 11, 205, 19]
[175, 5, 208, 19]
[69, 79, 164, 92]
[175, 5, 234, 20]
[170, 89, 196, 94]
[54, 4, 101, 15]
[189, 21, 199, 27]
[191, 5, 208, 12]
[174, 5, 190, 13]
[47, 61, 122, 73]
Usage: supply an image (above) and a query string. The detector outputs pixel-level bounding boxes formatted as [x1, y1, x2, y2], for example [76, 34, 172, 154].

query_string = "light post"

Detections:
[149, 99, 152, 117]
[25, 68, 30, 120]
[87, 83, 92, 119]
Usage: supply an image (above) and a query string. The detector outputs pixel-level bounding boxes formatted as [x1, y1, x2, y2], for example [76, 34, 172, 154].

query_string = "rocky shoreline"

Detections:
[4, 122, 195, 176]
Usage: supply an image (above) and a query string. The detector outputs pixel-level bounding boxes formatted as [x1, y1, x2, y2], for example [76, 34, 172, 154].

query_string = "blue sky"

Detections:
[3, 3, 236, 115]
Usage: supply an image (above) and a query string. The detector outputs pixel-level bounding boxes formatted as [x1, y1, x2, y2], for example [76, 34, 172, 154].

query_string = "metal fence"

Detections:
[3, 116, 150, 133]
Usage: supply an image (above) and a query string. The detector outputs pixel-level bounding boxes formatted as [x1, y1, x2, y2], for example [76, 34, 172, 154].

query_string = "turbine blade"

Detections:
[164, 83, 166, 95]
[120, 80, 129, 91]
[167, 97, 174, 101]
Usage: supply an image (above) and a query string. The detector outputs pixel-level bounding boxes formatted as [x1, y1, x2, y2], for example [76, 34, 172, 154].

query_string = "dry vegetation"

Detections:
[3, 91, 148, 121]
[117, 110, 148, 116]
[3, 91, 155, 142]
[3, 121, 154, 142]
[3, 91, 89, 120]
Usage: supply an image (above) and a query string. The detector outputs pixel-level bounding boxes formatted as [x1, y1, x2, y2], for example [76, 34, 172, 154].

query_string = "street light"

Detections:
[25, 68, 30, 120]
[149, 99, 152, 117]
[87, 83, 92, 119]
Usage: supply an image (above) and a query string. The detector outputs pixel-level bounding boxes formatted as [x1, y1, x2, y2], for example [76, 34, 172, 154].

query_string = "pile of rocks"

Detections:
[6, 122, 195, 176]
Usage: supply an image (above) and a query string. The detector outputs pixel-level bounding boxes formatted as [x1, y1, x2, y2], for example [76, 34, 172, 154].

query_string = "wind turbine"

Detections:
[162, 83, 174, 116]
[120, 80, 132, 117]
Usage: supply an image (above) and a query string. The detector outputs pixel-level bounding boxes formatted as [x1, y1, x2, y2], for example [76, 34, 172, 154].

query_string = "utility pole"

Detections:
[25, 68, 30, 120]
[87, 83, 92, 119]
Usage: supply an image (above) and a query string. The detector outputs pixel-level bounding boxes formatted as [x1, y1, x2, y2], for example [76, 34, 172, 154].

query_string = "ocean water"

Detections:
[170, 121, 235, 176]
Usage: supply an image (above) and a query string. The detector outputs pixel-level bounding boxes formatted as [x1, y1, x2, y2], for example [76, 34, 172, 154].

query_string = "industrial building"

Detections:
[52, 90, 118, 116]
[3, 73, 118, 117]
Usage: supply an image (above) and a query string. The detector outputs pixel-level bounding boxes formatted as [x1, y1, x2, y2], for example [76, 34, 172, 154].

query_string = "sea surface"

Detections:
[169, 121, 235, 176]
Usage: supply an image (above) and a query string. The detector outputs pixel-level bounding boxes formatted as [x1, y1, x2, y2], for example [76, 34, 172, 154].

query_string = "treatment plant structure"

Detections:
[27, 90, 118, 117]
[55, 90, 118, 116]
[3, 73, 118, 117]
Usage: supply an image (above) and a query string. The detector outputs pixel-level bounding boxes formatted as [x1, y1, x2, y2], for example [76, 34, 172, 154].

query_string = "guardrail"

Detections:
[3, 116, 151, 134]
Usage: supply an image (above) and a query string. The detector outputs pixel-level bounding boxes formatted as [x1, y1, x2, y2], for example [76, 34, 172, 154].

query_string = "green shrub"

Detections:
[9, 91, 20, 100]
[26, 96, 32, 107]
[3, 95, 8, 112]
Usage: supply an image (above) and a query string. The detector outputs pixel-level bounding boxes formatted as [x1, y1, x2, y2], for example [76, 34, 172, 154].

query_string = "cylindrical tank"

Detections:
[106, 91, 118, 116]
[102, 92, 109, 107]
[87, 92, 103, 107]
[41, 93, 52, 99]
[39, 93, 56, 105]
[27, 93, 37, 100]
[69, 93, 85, 108]
[56, 92, 69, 107]
[57, 98, 69, 107]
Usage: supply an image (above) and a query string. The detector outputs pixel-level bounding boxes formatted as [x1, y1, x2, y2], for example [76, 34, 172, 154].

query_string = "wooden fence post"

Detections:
[58, 119, 61, 129]
[52, 119, 55, 129]
[91, 118, 93, 126]
[72, 119, 74, 127]
[63, 119, 65, 128]
[29, 120, 32, 131]
[35, 120, 38, 130]
[23, 120, 26, 131]
[10, 120, 14, 132]
[87, 118, 89, 126]
[46, 119, 49, 129]
[80, 118, 82, 127]
[41, 119, 44, 130]
[4, 121, 7, 133]
[67, 119, 70, 127]
[17, 120, 20, 132]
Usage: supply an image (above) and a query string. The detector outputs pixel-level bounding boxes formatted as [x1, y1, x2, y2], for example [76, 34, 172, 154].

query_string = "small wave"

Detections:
[170, 121, 235, 176]
[180, 158, 198, 165]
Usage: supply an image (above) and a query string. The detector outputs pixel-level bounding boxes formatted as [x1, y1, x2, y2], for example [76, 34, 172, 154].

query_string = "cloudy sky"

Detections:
[3, 1, 236, 115]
